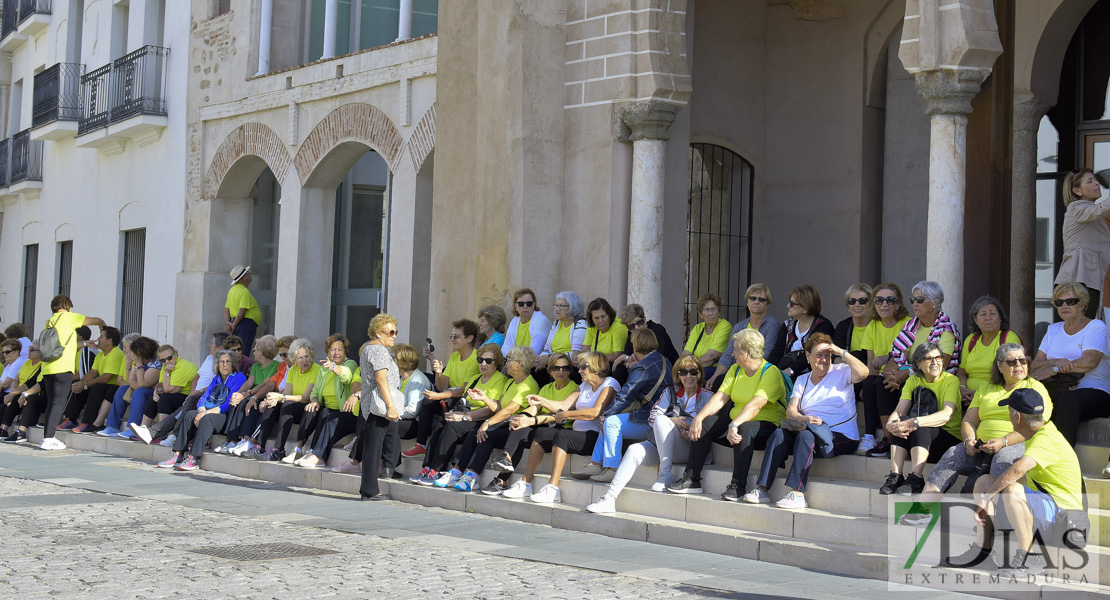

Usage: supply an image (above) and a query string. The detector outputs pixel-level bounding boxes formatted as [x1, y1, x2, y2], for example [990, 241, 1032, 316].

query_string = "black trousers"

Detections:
[2, 397, 24, 428]
[310, 408, 359, 461]
[890, 426, 960, 462]
[272, 402, 315, 450]
[359, 415, 395, 497]
[685, 409, 777, 484]
[64, 389, 89, 423]
[381, 417, 418, 468]
[157, 392, 188, 415]
[173, 411, 227, 459]
[41, 372, 73, 438]
[18, 394, 47, 429]
[77, 383, 119, 425]
[463, 422, 530, 477]
[1054, 388, 1110, 446]
[423, 420, 479, 472]
[415, 399, 447, 445]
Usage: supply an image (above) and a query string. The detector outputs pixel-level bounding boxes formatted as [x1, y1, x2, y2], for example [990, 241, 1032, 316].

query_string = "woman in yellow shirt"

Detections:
[583, 298, 629, 366]
[39, 294, 106, 450]
[406, 319, 481, 457]
[261, 338, 320, 462]
[857, 282, 911, 456]
[682, 293, 732, 379]
[956, 296, 1023, 405]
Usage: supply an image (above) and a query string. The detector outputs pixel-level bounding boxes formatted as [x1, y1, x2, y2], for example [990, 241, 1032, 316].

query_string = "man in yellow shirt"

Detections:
[224, 265, 262, 355]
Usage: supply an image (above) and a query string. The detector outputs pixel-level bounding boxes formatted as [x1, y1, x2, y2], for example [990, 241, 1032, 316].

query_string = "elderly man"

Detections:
[225, 265, 262, 355]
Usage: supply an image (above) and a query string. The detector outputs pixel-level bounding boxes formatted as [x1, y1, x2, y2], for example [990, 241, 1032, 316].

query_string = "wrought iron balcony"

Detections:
[1, 0, 17, 41]
[110, 45, 169, 123]
[10, 129, 43, 184]
[32, 62, 84, 129]
[16, 0, 47, 25]
[0, 139, 10, 188]
[78, 62, 112, 135]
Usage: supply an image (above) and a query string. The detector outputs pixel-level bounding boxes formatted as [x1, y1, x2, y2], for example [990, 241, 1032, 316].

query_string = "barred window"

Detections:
[120, 229, 146, 334]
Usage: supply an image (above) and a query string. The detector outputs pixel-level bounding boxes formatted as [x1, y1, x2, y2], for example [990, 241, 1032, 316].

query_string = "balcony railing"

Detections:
[10, 129, 43, 184]
[17, 0, 48, 25]
[2, 0, 17, 40]
[0, 139, 9, 187]
[32, 62, 84, 129]
[79, 45, 168, 135]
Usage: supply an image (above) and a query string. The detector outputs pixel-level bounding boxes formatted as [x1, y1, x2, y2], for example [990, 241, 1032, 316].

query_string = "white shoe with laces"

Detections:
[40, 437, 66, 451]
[530, 484, 561, 504]
[586, 493, 617, 514]
[501, 480, 532, 499]
[776, 490, 807, 510]
[742, 487, 770, 504]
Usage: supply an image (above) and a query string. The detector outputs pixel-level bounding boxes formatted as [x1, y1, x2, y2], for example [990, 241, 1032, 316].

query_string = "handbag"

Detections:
[618, 363, 667, 415]
[367, 384, 402, 418]
[907, 385, 939, 418]
[1041, 372, 1081, 401]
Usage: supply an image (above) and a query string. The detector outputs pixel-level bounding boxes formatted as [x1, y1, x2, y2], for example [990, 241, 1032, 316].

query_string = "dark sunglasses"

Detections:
[550, 365, 572, 372]
[227, 347, 243, 352]
[384, 330, 398, 337]
[787, 301, 801, 307]
[747, 296, 768, 303]
[873, 296, 897, 305]
[1002, 357, 1030, 367]
[677, 369, 698, 377]
[516, 300, 535, 307]
[278, 352, 288, 358]
[1053, 298, 1081, 307]
[910, 296, 928, 305]
[477, 357, 496, 365]
[846, 298, 868, 306]
[631, 319, 646, 329]
[158, 355, 174, 362]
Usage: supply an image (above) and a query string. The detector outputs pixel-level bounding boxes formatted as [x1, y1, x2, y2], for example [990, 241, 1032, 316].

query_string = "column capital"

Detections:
[617, 101, 681, 143]
[913, 69, 988, 116]
[1013, 96, 1053, 132]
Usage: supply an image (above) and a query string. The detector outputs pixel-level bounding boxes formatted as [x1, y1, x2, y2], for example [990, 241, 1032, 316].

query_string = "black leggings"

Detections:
[890, 426, 960, 462]
[75, 383, 118, 424]
[423, 420, 480, 472]
[41, 372, 73, 437]
[533, 427, 598, 455]
[415, 399, 448, 445]
[309, 408, 359, 461]
[1054, 388, 1110, 446]
[18, 394, 47, 429]
[157, 392, 188, 415]
[861, 376, 900, 436]
[462, 422, 529, 474]
[2, 397, 24, 428]
[685, 409, 777, 484]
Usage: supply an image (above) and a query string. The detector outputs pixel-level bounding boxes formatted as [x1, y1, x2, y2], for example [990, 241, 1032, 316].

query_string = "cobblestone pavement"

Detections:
[0, 443, 981, 600]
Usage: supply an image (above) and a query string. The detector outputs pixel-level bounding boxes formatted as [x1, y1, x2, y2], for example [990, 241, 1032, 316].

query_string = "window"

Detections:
[22, 244, 38, 328]
[120, 229, 146, 334]
[685, 143, 753, 335]
[57, 240, 73, 297]
[304, 0, 438, 63]
[216, 0, 231, 17]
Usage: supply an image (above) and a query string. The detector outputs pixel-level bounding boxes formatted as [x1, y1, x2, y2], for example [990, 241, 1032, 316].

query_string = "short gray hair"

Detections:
[213, 349, 239, 374]
[288, 338, 315, 361]
[1019, 412, 1046, 429]
[557, 291, 586, 321]
[912, 280, 944, 308]
[505, 345, 536, 373]
[121, 333, 141, 349]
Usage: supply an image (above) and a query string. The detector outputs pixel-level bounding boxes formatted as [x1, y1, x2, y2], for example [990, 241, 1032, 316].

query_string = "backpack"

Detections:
[759, 362, 795, 408]
[37, 314, 74, 363]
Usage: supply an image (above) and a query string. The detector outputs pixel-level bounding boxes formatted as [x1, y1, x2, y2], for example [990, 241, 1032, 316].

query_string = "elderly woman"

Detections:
[499, 352, 618, 503]
[709, 284, 781, 391]
[1031, 282, 1110, 446]
[405, 319, 481, 459]
[152, 345, 201, 426]
[1054, 168, 1109, 318]
[669, 329, 786, 499]
[769, 285, 835, 380]
[260, 338, 321, 462]
[878, 342, 962, 496]
[0, 339, 27, 438]
[477, 305, 508, 348]
[856, 283, 911, 456]
[744, 333, 866, 509]
[681, 293, 732, 380]
[833, 284, 873, 366]
[902, 343, 1054, 523]
[157, 350, 247, 471]
[1, 342, 42, 443]
[502, 288, 551, 358]
[241, 335, 297, 459]
[615, 304, 680, 367]
[215, 335, 280, 455]
[410, 343, 510, 485]
[374, 343, 432, 473]
[587, 356, 715, 513]
[536, 291, 588, 372]
[956, 296, 1023, 405]
[291, 334, 359, 468]
[445, 346, 539, 492]
[583, 298, 629, 366]
[357, 313, 403, 500]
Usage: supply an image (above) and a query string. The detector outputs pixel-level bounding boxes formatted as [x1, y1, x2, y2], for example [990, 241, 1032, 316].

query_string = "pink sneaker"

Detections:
[342, 440, 355, 452]
[157, 455, 180, 468]
[175, 456, 199, 471]
[400, 443, 426, 458]
[332, 460, 360, 474]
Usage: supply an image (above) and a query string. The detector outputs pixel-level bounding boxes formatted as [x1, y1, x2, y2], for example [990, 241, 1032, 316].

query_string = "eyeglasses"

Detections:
[158, 355, 174, 362]
[0, 351, 11, 356]
[846, 298, 868, 306]
[29, 348, 40, 353]
[227, 347, 242, 353]
[701, 306, 720, 314]
[516, 300, 535, 308]
[477, 357, 496, 365]
[553, 303, 570, 310]
[385, 330, 398, 337]
[278, 352, 288, 358]
[787, 301, 801, 308]
[921, 355, 944, 364]
[910, 296, 928, 305]
[677, 369, 698, 377]
[631, 318, 646, 329]
[1002, 357, 1031, 367]
[1053, 298, 1081, 307]
[550, 365, 572, 372]
[747, 296, 768, 303]
[873, 296, 897, 305]
[448, 334, 462, 340]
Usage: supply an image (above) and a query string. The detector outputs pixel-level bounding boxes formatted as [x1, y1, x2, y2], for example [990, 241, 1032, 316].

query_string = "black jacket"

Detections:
[769, 315, 835, 378]
[833, 317, 870, 364]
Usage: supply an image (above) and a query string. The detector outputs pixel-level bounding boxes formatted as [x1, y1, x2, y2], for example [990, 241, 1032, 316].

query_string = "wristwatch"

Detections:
[463, 414, 471, 421]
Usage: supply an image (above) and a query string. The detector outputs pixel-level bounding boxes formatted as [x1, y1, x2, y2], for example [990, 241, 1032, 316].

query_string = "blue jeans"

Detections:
[105, 386, 131, 429]
[592, 414, 653, 468]
[126, 387, 154, 428]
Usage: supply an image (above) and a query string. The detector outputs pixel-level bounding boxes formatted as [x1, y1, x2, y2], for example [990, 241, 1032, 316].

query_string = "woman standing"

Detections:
[358, 314, 403, 500]
[682, 294, 732, 380]
[956, 296, 1023, 405]
[1054, 168, 1109, 317]
[39, 295, 106, 450]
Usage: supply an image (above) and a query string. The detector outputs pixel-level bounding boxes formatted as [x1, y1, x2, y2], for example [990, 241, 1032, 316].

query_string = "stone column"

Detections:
[1010, 96, 1051, 342]
[397, 0, 413, 42]
[256, 0, 273, 75]
[622, 101, 680, 321]
[321, 0, 338, 59]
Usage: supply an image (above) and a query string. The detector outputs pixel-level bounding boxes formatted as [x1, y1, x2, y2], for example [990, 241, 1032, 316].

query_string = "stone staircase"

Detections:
[23, 423, 1110, 599]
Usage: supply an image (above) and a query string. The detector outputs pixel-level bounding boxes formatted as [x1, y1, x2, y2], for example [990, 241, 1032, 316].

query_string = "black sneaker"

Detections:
[879, 471, 904, 495]
[720, 481, 741, 502]
[666, 471, 703, 494]
[3, 429, 26, 443]
[491, 453, 514, 473]
[1001, 549, 1046, 576]
[896, 473, 925, 496]
[268, 448, 286, 462]
[865, 437, 890, 458]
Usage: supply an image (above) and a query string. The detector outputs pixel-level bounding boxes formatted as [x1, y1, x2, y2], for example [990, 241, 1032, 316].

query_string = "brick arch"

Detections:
[407, 103, 436, 172]
[294, 103, 403, 186]
[204, 122, 294, 199]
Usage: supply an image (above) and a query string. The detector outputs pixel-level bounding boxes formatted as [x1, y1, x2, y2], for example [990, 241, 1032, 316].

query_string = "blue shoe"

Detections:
[116, 425, 133, 438]
[453, 472, 478, 492]
[97, 427, 121, 437]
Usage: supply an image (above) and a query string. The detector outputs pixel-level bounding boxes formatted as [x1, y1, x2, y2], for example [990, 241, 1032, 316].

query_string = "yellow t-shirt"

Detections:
[17, 360, 42, 387]
[92, 346, 125, 386]
[719, 361, 786, 423]
[225, 283, 262, 325]
[498, 376, 540, 416]
[899, 372, 963, 439]
[968, 379, 1053, 441]
[468, 371, 511, 410]
[862, 317, 911, 372]
[1023, 422, 1083, 511]
[40, 311, 85, 376]
[849, 325, 869, 352]
[516, 323, 531, 347]
[550, 322, 574, 353]
[285, 363, 321, 396]
[958, 331, 1024, 393]
[684, 320, 733, 367]
[584, 319, 629, 355]
[524, 380, 579, 413]
[443, 350, 480, 389]
[907, 327, 957, 366]
[161, 358, 199, 390]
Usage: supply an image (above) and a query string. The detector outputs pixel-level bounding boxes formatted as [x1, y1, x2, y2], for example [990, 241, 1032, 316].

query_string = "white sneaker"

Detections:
[230, 439, 251, 456]
[132, 424, 153, 444]
[586, 493, 617, 514]
[40, 437, 66, 451]
[742, 487, 770, 504]
[855, 434, 876, 456]
[159, 434, 176, 447]
[214, 442, 231, 454]
[530, 484, 561, 504]
[1103, 462, 1110, 479]
[776, 490, 807, 510]
[501, 480, 532, 499]
[650, 475, 671, 492]
[433, 471, 456, 488]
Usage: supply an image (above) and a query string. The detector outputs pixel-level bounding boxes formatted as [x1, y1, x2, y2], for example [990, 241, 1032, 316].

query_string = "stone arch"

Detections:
[407, 103, 436, 172]
[294, 103, 404, 187]
[204, 122, 294, 199]
[1022, 0, 1099, 102]
[863, 0, 907, 108]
